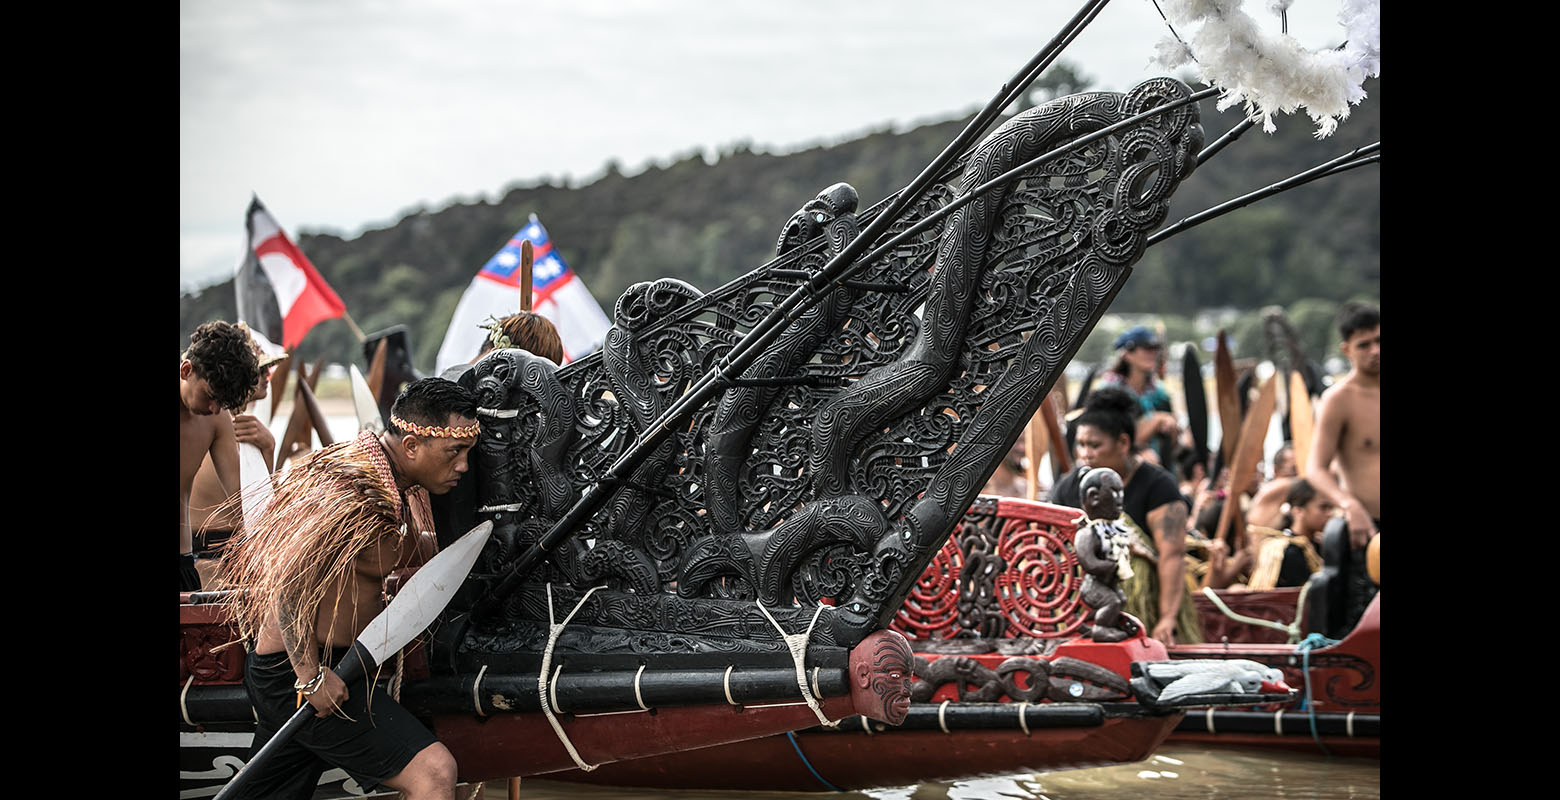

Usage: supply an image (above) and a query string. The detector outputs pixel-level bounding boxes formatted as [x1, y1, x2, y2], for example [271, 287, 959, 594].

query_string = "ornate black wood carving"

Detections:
[443, 78, 1204, 662]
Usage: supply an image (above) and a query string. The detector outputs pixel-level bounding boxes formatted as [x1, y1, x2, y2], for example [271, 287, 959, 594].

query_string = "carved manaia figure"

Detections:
[1074, 468, 1138, 643]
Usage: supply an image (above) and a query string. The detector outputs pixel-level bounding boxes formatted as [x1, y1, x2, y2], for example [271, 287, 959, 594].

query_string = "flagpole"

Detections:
[519, 240, 534, 313]
[341, 311, 368, 342]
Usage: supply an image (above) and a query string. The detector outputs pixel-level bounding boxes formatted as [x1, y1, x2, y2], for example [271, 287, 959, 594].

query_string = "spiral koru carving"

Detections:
[995, 515, 1087, 637]
[891, 534, 964, 639]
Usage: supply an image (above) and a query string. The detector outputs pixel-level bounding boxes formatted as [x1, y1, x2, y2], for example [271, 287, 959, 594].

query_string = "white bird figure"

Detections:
[1144, 659, 1291, 705]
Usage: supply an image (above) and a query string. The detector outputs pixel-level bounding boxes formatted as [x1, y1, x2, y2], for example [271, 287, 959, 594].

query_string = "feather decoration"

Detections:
[1150, 0, 1381, 138]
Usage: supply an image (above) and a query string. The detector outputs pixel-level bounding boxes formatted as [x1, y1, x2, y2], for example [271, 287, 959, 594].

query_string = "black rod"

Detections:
[1146, 142, 1380, 246]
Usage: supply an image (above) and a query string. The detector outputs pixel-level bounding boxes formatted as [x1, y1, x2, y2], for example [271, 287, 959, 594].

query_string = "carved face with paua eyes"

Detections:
[849, 629, 914, 725]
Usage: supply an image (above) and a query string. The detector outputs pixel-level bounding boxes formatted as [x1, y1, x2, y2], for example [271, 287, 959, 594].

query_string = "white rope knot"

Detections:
[754, 601, 836, 728]
[539, 583, 608, 771]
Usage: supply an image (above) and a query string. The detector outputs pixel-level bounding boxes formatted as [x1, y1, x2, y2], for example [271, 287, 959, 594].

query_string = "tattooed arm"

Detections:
[1146, 499, 1188, 645]
[277, 591, 350, 718]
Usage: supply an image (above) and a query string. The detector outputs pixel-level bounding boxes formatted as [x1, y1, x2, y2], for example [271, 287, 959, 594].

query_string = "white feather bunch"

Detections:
[1150, 0, 1381, 138]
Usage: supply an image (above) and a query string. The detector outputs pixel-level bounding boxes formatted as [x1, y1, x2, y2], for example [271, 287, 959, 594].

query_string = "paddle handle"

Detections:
[213, 645, 374, 800]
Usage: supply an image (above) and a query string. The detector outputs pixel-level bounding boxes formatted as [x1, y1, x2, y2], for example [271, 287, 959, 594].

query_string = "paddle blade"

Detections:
[357, 521, 493, 665]
[349, 363, 386, 434]
[1214, 331, 1240, 465]
[1288, 370, 1314, 473]
[1181, 345, 1208, 463]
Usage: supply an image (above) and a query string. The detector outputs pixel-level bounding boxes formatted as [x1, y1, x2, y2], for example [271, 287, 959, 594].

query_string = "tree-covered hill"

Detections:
[180, 77, 1379, 374]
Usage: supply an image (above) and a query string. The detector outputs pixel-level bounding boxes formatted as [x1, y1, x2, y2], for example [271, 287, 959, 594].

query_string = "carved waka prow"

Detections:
[438, 76, 1202, 650]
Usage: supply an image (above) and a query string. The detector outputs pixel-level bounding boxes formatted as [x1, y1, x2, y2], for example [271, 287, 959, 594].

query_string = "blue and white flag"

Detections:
[435, 214, 612, 372]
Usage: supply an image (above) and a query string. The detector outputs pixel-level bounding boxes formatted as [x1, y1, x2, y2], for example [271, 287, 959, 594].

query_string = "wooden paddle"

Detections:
[366, 337, 389, 406]
[1024, 410, 1045, 501]
[267, 355, 291, 426]
[1040, 388, 1072, 477]
[1181, 344, 1209, 468]
[1213, 331, 1240, 469]
[277, 358, 328, 463]
[295, 376, 334, 447]
[1206, 374, 1277, 588]
[1288, 370, 1314, 476]
[211, 522, 495, 800]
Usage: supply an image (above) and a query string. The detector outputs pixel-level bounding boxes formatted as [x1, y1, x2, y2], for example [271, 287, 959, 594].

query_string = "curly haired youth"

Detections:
[184, 321, 262, 412]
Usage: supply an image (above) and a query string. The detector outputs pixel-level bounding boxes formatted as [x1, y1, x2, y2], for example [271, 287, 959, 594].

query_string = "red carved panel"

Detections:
[894, 496, 1090, 641]
[891, 534, 964, 639]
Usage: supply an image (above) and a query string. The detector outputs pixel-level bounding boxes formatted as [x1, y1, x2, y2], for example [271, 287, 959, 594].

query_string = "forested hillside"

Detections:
[180, 78, 1379, 373]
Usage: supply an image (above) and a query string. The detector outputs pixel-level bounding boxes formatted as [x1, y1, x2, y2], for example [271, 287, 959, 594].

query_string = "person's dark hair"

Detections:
[1175, 446, 1205, 483]
[1074, 386, 1139, 446]
[389, 377, 478, 436]
[480, 312, 564, 365]
[1194, 498, 1224, 538]
[1337, 301, 1380, 341]
[1278, 477, 1318, 530]
[183, 321, 261, 412]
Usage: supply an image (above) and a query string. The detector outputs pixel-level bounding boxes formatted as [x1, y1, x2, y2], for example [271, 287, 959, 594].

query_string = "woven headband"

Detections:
[391, 413, 480, 439]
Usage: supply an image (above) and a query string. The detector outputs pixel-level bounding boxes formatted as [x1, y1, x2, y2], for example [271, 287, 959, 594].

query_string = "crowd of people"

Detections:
[988, 302, 1380, 645]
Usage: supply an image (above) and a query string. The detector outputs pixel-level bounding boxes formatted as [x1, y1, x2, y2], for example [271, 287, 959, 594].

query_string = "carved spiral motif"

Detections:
[994, 516, 1087, 637]
[891, 535, 963, 639]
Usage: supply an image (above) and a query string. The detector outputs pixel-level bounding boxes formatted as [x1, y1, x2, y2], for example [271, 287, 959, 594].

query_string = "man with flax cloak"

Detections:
[215, 377, 480, 800]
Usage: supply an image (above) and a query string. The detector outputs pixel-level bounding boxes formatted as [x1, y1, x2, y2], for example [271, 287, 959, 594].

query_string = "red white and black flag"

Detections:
[236, 195, 346, 352]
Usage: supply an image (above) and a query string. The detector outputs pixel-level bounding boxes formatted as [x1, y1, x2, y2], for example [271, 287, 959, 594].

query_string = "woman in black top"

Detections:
[1051, 387, 1201, 644]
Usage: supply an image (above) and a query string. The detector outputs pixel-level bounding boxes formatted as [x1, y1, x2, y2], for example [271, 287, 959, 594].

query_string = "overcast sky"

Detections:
[180, 0, 1351, 293]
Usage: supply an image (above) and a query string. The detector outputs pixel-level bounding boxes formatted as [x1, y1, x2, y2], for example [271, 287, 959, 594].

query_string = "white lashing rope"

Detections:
[938, 700, 951, 734]
[1346, 711, 1355, 738]
[1017, 701, 1031, 737]
[473, 664, 489, 717]
[860, 715, 873, 735]
[1205, 707, 1217, 734]
[539, 583, 607, 771]
[181, 675, 195, 726]
[754, 601, 836, 727]
[1274, 709, 1284, 735]
[477, 407, 520, 418]
[723, 665, 737, 706]
[634, 664, 649, 711]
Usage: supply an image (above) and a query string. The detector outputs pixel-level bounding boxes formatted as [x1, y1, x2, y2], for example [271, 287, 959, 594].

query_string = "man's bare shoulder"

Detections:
[1318, 374, 1377, 411]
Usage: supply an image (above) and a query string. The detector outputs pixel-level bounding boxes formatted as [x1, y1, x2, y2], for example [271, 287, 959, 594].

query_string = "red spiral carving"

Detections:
[891, 535, 963, 639]
[994, 513, 1088, 637]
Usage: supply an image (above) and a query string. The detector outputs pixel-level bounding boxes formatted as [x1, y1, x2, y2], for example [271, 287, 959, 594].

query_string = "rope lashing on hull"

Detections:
[1296, 631, 1341, 756]
[568, 663, 653, 719]
[472, 664, 489, 717]
[182, 675, 196, 726]
[539, 583, 608, 771]
[754, 601, 836, 727]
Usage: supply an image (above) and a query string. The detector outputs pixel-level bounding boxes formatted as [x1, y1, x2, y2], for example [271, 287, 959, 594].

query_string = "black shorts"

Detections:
[233, 647, 439, 799]
[179, 553, 201, 593]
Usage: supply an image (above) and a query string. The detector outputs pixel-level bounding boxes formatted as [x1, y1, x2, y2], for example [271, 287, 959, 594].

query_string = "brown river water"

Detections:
[466, 745, 1380, 799]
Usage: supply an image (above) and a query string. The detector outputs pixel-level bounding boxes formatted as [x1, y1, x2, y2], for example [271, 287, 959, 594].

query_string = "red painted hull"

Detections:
[432, 696, 857, 782]
[1167, 592, 1380, 756]
[556, 713, 1182, 791]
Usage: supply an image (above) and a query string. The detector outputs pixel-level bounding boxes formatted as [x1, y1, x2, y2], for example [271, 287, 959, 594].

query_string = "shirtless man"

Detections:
[1306, 302, 1380, 549]
[188, 340, 285, 587]
[217, 377, 478, 799]
[179, 321, 261, 592]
